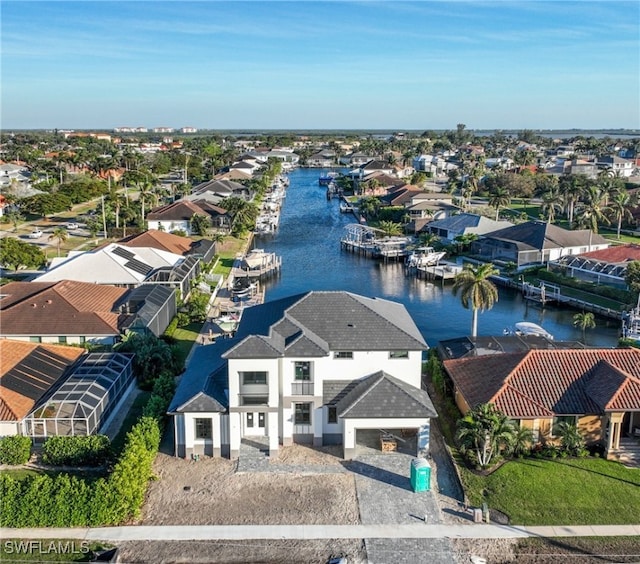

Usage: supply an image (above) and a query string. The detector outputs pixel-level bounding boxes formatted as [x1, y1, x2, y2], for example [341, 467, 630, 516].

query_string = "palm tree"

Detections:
[573, 311, 596, 343]
[377, 220, 403, 237]
[48, 226, 68, 257]
[456, 403, 516, 468]
[576, 186, 610, 234]
[452, 262, 499, 337]
[553, 421, 585, 456]
[559, 174, 586, 228]
[511, 425, 535, 457]
[608, 190, 634, 239]
[488, 187, 511, 221]
[540, 187, 563, 225]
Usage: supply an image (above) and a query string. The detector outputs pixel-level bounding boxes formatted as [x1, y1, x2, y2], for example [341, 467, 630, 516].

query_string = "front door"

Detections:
[244, 412, 267, 436]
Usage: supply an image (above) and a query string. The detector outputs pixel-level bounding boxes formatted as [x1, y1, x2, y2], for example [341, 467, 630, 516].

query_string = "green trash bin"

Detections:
[410, 457, 431, 492]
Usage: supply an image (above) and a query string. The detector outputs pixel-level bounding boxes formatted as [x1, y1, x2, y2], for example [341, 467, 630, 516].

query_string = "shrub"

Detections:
[42, 435, 111, 466]
[164, 316, 179, 337]
[0, 435, 32, 465]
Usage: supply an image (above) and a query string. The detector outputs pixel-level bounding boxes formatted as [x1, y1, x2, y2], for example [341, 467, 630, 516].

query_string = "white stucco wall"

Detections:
[0, 421, 19, 436]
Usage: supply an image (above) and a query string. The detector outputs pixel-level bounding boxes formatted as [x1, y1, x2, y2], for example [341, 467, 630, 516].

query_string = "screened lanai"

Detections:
[23, 353, 134, 439]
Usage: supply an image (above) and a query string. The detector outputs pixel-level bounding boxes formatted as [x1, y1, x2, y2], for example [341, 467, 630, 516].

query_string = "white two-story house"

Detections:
[168, 291, 436, 459]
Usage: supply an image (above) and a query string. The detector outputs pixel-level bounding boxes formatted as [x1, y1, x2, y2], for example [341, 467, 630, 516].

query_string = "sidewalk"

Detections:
[3, 523, 639, 542]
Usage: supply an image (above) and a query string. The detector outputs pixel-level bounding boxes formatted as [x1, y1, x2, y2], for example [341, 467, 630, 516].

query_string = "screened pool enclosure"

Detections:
[23, 353, 134, 439]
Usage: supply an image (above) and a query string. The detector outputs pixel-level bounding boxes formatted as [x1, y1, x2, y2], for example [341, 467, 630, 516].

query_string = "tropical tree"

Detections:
[553, 421, 585, 456]
[358, 196, 381, 220]
[540, 186, 563, 225]
[4, 209, 24, 232]
[511, 425, 535, 457]
[0, 237, 46, 271]
[377, 220, 403, 237]
[48, 226, 68, 257]
[573, 311, 596, 342]
[608, 189, 634, 239]
[576, 186, 610, 234]
[190, 214, 211, 237]
[456, 403, 516, 468]
[418, 232, 441, 248]
[488, 187, 511, 221]
[558, 174, 586, 228]
[452, 262, 499, 337]
[453, 233, 479, 254]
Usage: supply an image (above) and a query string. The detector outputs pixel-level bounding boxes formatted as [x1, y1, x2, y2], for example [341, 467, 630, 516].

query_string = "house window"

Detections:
[389, 350, 409, 359]
[79, 337, 86, 344]
[194, 418, 212, 440]
[294, 362, 311, 381]
[29, 336, 42, 343]
[294, 403, 312, 425]
[334, 351, 353, 359]
[58, 336, 67, 344]
[327, 406, 338, 424]
[241, 371, 268, 385]
[241, 396, 268, 406]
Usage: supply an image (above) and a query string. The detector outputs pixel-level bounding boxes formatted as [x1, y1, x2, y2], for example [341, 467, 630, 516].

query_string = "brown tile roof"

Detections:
[147, 200, 227, 221]
[0, 340, 84, 421]
[119, 229, 193, 256]
[577, 244, 640, 264]
[443, 349, 640, 418]
[0, 280, 127, 337]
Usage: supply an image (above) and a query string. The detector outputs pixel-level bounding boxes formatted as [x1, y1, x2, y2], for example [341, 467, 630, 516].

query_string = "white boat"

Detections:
[406, 247, 446, 267]
[513, 322, 554, 340]
[622, 295, 640, 341]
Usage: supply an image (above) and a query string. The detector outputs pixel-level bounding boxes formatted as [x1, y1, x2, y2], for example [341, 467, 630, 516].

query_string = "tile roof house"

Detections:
[0, 341, 85, 435]
[443, 348, 640, 458]
[119, 229, 216, 264]
[168, 291, 436, 460]
[0, 280, 176, 343]
[146, 199, 231, 235]
[471, 220, 609, 268]
[549, 243, 640, 289]
[0, 342, 135, 439]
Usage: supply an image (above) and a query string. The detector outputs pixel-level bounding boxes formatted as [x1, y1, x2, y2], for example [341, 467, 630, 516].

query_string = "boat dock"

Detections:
[414, 262, 463, 281]
[340, 224, 410, 261]
[230, 248, 282, 279]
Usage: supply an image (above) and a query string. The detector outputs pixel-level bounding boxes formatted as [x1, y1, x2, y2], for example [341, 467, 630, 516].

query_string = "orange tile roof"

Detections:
[443, 349, 640, 418]
[120, 229, 193, 256]
[0, 340, 84, 421]
[0, 280, 127, 337]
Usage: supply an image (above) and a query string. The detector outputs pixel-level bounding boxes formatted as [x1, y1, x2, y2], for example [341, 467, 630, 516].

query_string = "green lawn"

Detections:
[0, 540, 113, 562]
[172, 322, 203, 367]
[460, 456, 640, 525]
[109, 390, 152, 455]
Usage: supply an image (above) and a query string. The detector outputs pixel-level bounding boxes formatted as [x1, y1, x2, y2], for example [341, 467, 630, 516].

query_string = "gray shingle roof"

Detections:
[168, 340, 235, 413]
[224, 291, 427, 359]
[335, 371, 437, 419]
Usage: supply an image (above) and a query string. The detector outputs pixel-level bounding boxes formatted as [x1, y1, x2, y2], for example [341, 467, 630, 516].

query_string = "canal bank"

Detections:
[254, 168, 621, 348]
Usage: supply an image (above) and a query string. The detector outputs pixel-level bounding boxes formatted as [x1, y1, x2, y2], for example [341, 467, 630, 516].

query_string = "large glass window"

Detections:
[294, 403, 312, 425]
[294, 362, 311, 381]
[241, 371, 268, 385]
[241, 396, 268, 406]
[195, 418, 212, 439]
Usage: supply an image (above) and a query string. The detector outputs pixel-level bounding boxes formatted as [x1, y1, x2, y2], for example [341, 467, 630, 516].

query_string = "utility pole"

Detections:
[101, 195, 107, 239]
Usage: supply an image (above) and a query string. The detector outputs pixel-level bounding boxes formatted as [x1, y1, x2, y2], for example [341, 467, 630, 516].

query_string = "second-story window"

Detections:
[294, 361, 311, 381]
[334, 351, 353, 359]
[389, 351, 409, 359]
[241, 371, 268, 385]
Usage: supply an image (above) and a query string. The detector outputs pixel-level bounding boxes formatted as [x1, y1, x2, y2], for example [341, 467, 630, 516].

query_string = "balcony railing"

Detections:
[291, 381, 314, 395]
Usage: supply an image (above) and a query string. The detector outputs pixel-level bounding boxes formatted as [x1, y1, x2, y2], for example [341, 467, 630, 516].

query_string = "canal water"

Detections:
[255, 168, 620, 348]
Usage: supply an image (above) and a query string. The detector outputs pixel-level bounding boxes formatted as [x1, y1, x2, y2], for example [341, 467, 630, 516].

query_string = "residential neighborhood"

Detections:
[1, 127, 640, 563]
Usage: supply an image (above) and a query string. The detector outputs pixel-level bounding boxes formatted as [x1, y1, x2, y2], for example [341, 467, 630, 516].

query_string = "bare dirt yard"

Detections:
[140, 449, 358, 526]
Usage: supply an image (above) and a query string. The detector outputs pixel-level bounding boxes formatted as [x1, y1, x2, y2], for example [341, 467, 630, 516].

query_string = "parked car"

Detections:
[66, 222, 79, 230]
[28, 229, 43, 239]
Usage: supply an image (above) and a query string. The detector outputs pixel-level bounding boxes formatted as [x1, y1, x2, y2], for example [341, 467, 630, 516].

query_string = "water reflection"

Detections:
[257, 169, 620, 348]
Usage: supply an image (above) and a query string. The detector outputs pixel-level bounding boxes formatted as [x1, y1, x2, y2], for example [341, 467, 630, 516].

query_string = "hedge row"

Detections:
[0, 416, 160, 527]
[0, 436, 32, 465]
[42, 435, 111, 467]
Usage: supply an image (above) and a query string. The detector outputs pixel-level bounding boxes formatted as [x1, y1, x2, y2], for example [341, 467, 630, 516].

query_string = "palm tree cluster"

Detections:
[456, 403, 533, 469]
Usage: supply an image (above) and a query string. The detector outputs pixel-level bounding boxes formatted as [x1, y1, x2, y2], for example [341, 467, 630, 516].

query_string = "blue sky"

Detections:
[2, 1, 639, 130]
